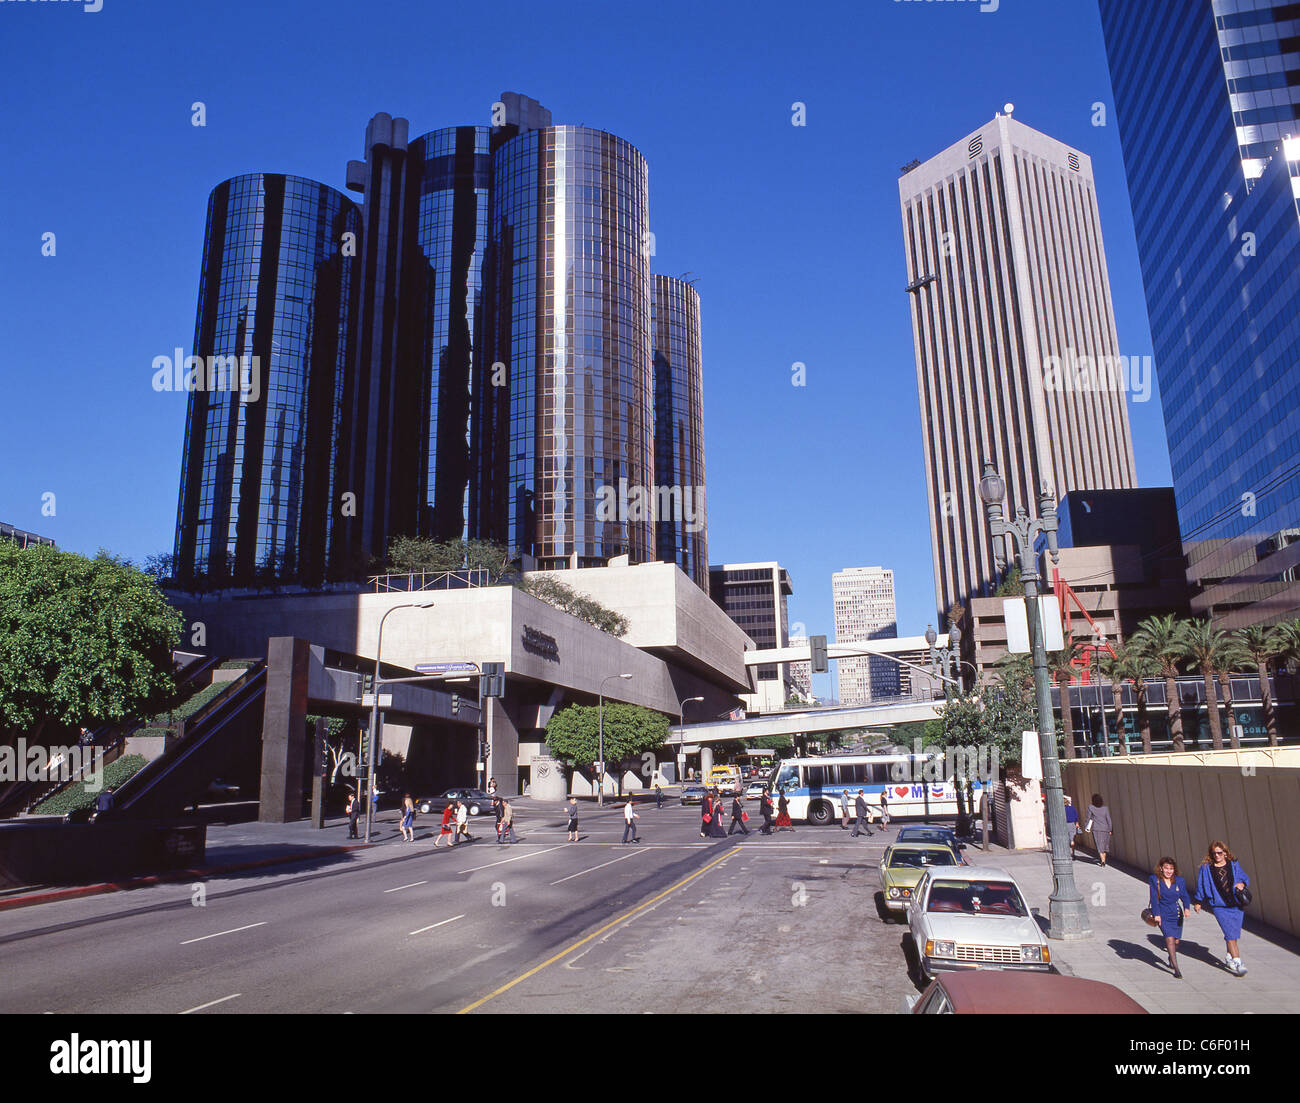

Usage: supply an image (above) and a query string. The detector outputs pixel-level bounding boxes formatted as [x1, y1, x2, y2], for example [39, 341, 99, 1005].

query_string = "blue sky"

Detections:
[0, 0, 1171, 696]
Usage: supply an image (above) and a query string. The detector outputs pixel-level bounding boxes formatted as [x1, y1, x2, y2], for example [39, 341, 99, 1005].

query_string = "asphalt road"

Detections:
[0, 801, 917, 1014]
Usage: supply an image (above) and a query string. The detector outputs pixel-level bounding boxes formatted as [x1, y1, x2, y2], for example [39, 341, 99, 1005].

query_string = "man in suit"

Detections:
[852, 789, 873, 838]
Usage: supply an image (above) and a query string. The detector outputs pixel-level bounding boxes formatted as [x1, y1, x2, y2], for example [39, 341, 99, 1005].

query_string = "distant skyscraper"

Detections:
[899, 113, 1137, 617]
[1099, 2, 1300, 625]
[787, 634, 813, 701]
[832, 566, 899, 704]
[652, 275, 708, 588]
[709, 562, 793, 712]
[174, 173, 359, 586]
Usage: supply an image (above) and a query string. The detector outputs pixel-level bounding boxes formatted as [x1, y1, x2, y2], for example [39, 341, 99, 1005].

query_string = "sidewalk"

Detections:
[971, 842, 1300, 1013]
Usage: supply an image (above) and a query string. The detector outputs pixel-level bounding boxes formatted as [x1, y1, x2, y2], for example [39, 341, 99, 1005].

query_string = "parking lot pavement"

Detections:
[968, 844, 1300, 1014]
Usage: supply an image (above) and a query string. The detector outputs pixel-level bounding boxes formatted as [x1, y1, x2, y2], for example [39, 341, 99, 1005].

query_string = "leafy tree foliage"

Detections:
[0, 546, 182, 742]
[516, 575, 629, 637]
[385, 536, 516, 582]
[545, 703, 669, 780]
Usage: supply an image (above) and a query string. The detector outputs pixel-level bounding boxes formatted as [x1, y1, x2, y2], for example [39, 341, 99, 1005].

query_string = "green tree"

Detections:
[0, 545, 182, 743]
[1133, 614, 1190, 752]
[1180, 618, 1230, 750]
[1048, 636, 1086, 759]
[386, 536, 515, 582]
[516, 575, 629, 637]
[993, 565, 1024, 597]
[1236, 624, 1285, 747]
[545, 702, 669, 794]
[1210, 631, 1251, 749]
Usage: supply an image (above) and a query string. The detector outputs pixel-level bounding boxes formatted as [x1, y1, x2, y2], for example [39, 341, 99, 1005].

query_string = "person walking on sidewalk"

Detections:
[655, 784, 664, 810]
[879, 791, 890, 829]
[499, 799, 518, 844]
[701, 792, 715, 838]
[455, 797, 471, 843]
[1086, 794, 1112, 866]
[400, 794, 416, 842]
[708, 790, 728, 838]
[566, 795, 580, 842]
[493, 795, 505, 841]
[759, 787, 774, 834]
[728, 793, 750, 835]
[622, 800, 640, 844]
[1064, 796, 1080, 859]
[1194, 840, 1251, 976]
[1148, 857, 1194, 978]
[840, 791, 851, 830]
[346, 791, 360, 839]
[852, 789, 874, 838]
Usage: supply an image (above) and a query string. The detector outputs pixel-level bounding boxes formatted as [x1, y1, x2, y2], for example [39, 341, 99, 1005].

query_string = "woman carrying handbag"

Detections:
[1146, 857, 1193, 978]
[1194, 840, 1252, 976]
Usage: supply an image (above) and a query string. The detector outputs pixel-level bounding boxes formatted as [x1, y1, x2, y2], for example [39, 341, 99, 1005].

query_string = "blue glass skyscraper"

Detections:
[1099, 0, 1300, 625]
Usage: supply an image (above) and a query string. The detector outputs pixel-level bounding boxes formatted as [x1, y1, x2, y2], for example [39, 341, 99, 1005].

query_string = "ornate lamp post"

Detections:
[978, 461, 1090, 939]
[678, 696, 704, 783]
[598, 673, 633, 807]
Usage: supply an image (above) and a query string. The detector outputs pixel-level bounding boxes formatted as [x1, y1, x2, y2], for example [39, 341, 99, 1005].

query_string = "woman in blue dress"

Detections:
[1193, 840, 1251, 976]
[1148, 857, 1193, 978]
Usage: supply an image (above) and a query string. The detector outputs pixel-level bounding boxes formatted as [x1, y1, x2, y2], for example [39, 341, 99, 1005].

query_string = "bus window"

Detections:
[823, 764, 840, 786]
[806, 766, 825, 788]
[773, 763, 799, 791]
[860, 763, 879, 785]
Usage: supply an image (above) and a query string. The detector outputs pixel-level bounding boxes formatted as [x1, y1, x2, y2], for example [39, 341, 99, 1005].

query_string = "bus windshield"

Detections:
[773, 763, 799, 790]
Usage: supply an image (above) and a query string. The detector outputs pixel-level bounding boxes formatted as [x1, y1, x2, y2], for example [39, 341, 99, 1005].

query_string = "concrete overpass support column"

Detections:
[260, 636, 311, 823]
[700, 745, 714, 779]
[486, 697, 521, 797]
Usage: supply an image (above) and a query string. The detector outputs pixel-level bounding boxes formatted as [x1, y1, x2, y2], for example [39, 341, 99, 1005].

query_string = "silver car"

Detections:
[906, 866, 1051, 983]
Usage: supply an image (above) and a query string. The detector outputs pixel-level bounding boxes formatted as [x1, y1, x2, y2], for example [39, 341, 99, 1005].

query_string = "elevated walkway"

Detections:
[680, 697, 942, 743]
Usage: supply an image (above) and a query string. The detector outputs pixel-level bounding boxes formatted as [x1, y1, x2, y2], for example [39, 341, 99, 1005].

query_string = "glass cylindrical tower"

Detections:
[476, 126, 654, 569]
[409, 125, 492, 543]
[173, 173, 359, 586]
[652, 274, 708, 588]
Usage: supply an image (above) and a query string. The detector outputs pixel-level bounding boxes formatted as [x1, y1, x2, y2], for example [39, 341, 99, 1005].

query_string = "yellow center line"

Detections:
[457, 845, 741, 1014]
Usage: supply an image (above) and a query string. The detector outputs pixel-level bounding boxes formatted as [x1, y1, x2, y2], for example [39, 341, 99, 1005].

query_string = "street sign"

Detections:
[414, 661, 478, 674]
[1003, 596, 1064, 654]
[360, 694, 394, 708]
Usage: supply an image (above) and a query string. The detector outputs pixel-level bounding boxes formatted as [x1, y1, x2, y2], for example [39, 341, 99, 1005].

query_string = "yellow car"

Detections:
[879, 842, 960, 919]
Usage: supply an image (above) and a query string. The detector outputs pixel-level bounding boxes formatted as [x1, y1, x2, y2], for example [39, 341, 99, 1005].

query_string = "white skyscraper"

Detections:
[899, 112, 1137, 617]
[832, 566, 898, 705]
[787, 634, 813, 702]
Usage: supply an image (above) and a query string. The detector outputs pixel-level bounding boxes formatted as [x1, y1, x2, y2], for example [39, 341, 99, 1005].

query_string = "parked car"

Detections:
[680, 785, 709, 805]
[879, 842, 960, 918]
[897, 825, 966, 862]
[904, 971, 1147, 1014]
[416, 788, 493, 816]
[907, 866, 1051, 983]
[744, 781, 767, 799]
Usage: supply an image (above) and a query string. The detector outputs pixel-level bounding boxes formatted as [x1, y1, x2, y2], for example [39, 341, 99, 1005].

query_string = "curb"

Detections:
[0, 843, 372, 913]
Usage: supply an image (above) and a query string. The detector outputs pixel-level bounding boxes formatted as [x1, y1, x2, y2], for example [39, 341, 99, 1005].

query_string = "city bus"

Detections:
[769, 753, 991, 825]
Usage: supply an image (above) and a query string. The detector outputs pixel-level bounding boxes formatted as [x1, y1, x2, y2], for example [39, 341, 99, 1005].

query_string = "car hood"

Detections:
[920, 913, 1043, 945]
[882, 867, 932, 888]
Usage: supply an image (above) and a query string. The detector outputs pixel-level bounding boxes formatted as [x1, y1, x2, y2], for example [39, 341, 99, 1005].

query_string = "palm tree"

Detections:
[1237, 624, 1285, 746]
[1096, 645, 1130, 755]
[1134, 614, 1190, 752]
[1048, 636, 1087, 758]
[1211, 633, 1252, 748]
[1181, 619, 1228, 750]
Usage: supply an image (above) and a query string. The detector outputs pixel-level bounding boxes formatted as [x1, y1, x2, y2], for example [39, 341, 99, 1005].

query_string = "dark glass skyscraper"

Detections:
[1099, 1, 1300, 625]
[173, 95, 707, 590]
[652, 275, 708, 588]
[477, 125, 654, 570]
[174, 173, 359, 586]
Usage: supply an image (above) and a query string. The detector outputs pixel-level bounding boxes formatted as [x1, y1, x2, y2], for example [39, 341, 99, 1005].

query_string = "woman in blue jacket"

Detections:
[1193, 840, 1251, 976]
[1148, 857, 1193, 978]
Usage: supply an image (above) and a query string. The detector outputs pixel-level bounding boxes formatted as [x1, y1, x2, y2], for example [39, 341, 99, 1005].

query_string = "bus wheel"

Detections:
[807, 801, 833, 826]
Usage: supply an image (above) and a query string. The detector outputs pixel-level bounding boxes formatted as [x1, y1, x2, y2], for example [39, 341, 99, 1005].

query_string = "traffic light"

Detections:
[809, 635, 828, 674]
[451, 693, 460, 716]
[480, 662, 505, 698]
[355, 671, 374, 703]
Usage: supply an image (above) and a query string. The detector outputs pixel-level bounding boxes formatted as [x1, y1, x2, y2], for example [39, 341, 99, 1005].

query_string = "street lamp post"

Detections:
[365, 601, 435, 843]
[678, 696, 704, 783]
[598, 673, 633, 807]
[929, 623, 973, 835]
[979, 461, 1091, 939]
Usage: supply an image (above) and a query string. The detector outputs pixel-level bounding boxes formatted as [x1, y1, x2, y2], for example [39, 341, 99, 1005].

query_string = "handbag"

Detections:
[1234, 885, 1252, 907]
[702, 813, 711, 824]
[1140, 908, 1158, 927]
[741, 812, 749, 821]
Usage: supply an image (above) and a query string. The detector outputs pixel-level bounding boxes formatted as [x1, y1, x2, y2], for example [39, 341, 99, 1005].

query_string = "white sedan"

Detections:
[906, 866, 1051, 983]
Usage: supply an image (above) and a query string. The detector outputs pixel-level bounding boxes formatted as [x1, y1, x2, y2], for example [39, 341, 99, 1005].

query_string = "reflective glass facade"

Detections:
[652, 275, 708, 588]
[477, 126, 654, 569]
[174, 173, 359, 585]
[1100, 0, 1300, 625]
[411, 126, 492, 542]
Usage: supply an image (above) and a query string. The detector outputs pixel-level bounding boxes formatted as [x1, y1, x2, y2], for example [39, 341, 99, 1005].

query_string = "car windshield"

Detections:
[926, 881, 1027, 916]
[889, 849, 956, 869]
[902, 829, 951, 842]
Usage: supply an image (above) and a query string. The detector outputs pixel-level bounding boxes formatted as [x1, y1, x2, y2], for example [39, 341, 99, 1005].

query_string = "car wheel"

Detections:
[470, 806, 480, 816]
[807, 800, 833, 826]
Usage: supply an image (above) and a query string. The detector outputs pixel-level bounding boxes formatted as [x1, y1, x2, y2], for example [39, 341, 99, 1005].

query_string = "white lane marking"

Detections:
[384, 880, 428, 893]
[180, 922, 267, 945]
[409, 914, 465, 936]
[549, 848, 649, 885]
[180, 993, 241, 1014]
[457, 844, 569, 874]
